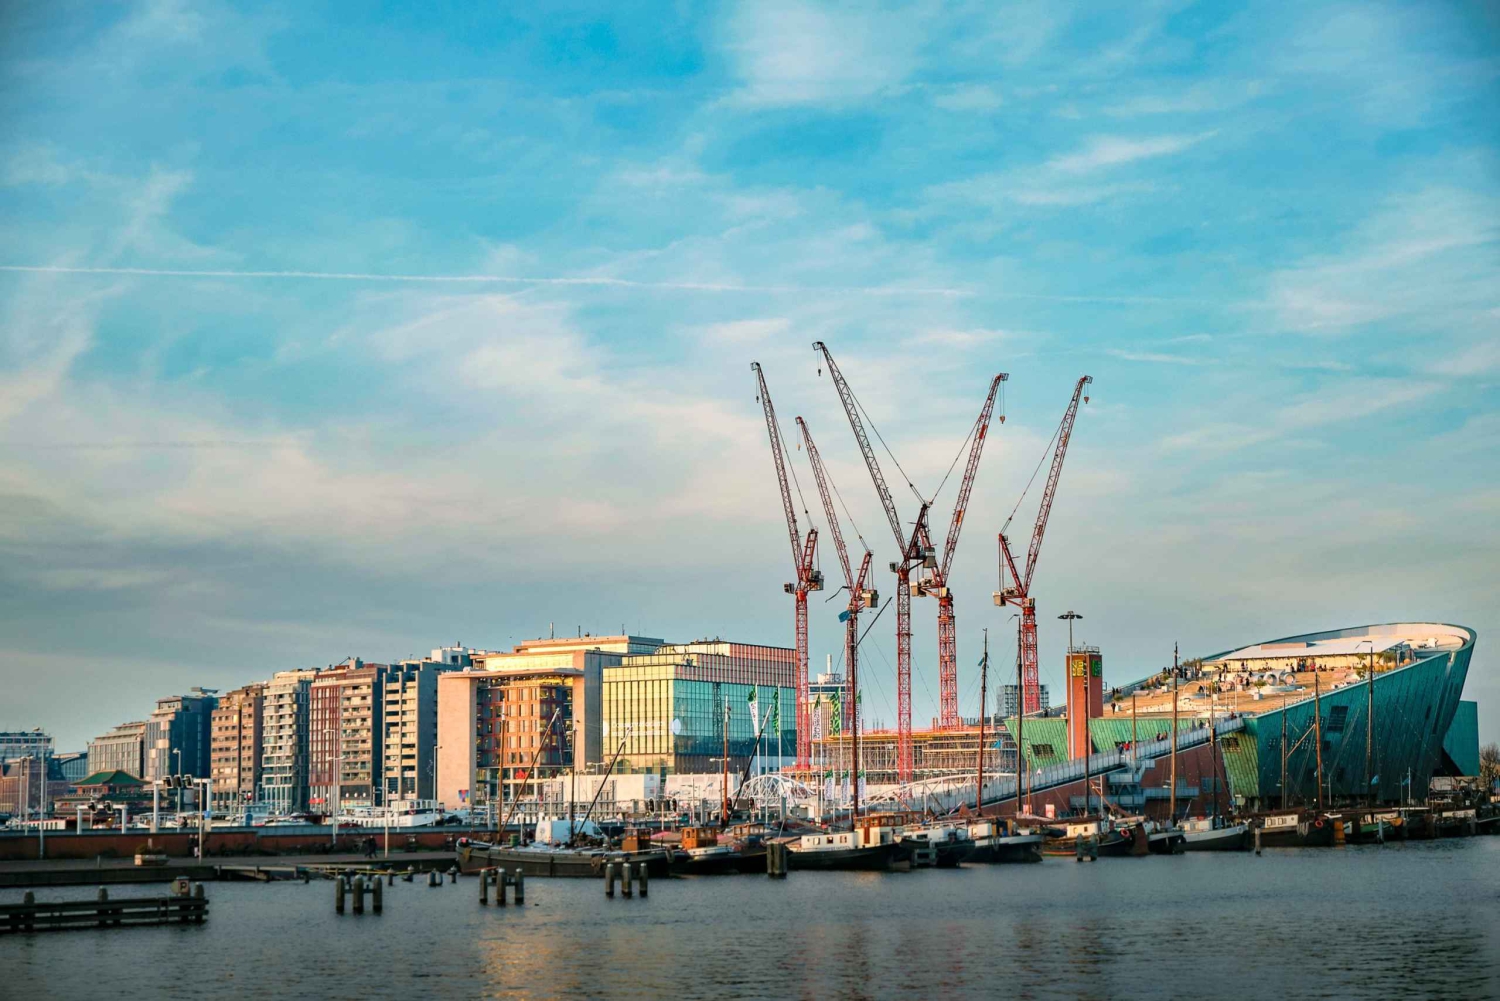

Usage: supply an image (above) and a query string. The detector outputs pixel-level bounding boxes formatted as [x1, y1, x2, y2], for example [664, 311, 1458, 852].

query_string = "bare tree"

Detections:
[1481, 742, 1500, 787]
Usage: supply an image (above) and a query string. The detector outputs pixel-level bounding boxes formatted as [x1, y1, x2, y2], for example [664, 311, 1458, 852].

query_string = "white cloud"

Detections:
[722, 1, 924, 107]
[932, 84, 1003, 113]
[1266, 185, 1500, 336]
[1048, 133, 1214, 174]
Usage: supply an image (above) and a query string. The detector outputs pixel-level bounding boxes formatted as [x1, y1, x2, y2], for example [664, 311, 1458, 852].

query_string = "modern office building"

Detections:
[87, 721, 147, 778]
[435, 634, 662, 814]
[383, 658, 462, 802]
[259, 669, 320, 813]
[602, 639, 798, 775]
[309, 660, 389, 812]
[210, 683, 265, 810]
[0, 755, 63, 818]
[144, 689, 218, 782]
[0, 730, 54, 763]
[51, 752, 89, 785]
[1001, 683, 1051, 719]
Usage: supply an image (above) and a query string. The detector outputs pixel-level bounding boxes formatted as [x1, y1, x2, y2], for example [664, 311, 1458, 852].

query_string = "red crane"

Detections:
[915, 374, 1006, 729]
[994, 376, 1092, 716]
[798, 417, 877, 821]
[752, 362, 823, 770]
[812, 341, 931, 783]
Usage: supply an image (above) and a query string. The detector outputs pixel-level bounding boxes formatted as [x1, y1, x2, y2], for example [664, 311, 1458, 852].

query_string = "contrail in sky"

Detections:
[0, 264, 1213, 304]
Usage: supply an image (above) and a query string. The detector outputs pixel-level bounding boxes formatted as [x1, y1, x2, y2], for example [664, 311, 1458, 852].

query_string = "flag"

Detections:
[747, 687, 759, 732]
[811, 697, 824, 741]
[830, 692, 842, 736]
[770, 689, 780, 729]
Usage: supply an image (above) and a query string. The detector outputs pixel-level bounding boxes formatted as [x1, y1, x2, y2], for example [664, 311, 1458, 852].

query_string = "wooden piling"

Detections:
[1254, 826, 1262, 856]
[371, 877, 383, 914]
[479, 870, 489, 905]
[605, 861, 617, 897]
[335, 877, 345, 913]
[352, 877, 365, 914]
[512, 869, 525, 905]
[621, 862, 634, 898]
[636, 861, 649, 898]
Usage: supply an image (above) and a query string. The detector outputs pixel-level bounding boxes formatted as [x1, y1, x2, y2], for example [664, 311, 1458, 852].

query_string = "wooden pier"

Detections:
[1, 886, 207, 934]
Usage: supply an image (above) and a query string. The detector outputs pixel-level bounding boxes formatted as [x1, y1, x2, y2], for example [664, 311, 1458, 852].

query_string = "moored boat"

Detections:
[670, 827, 767, 875]
[1180, 818, 1250, 851]
[1041, 819, 1137, 857]
[966, 821, 1044, 864]
[786, 830, 902, 871]
[1255, 811, 1335, 847]
[900, 824, 976, 868]
[456, 837, 674, 878]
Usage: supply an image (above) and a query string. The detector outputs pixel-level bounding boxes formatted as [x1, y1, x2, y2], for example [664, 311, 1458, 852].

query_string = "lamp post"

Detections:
[172, 749, 183, 818]
[1059, 611, 1086, 817]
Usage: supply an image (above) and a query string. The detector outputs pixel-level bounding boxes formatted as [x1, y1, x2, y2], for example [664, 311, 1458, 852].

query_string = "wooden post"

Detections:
[512, 868, 525, 905]
[636, 861, 649, 898]
[605, 861, 617, 897]
[335, 878, 345, 914]
[1254, 826, 1262, 856]
[479, 870, 489, 905]
[371, 877, 382, 914]
[621, 862, 634, 898]
[352, 876, 365, 914]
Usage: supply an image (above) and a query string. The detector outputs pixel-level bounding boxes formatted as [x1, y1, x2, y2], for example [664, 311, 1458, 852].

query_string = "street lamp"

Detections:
[172, 749, 184, 819]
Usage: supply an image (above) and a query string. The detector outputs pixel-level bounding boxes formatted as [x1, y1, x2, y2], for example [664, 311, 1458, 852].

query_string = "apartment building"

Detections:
[210, 683, 265, 810]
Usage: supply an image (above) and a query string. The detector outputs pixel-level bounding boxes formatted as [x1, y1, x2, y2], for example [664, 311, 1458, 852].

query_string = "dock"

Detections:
[1, 887, 207, 933]
[0, 852, 457, 888]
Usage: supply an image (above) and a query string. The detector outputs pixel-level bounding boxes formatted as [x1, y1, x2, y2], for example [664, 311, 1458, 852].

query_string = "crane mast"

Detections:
[916, 373, 1006, 729]
[995, 375, 1091, 716]
[752, 362, 823, 770]
[799, 416, 876, 821]
[812, 341, 929, 782]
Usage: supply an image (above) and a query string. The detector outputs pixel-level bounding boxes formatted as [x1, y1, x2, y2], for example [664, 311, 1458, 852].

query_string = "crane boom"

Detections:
[752, 362, 804, 570]
[812, 342, 906, 552]
[797, 418, 853, 590]
[939, 374, 1006, 581]
[1023, 375, 1091, 593]
[813, 340, 924, 781]
[752, 362, 821, 771]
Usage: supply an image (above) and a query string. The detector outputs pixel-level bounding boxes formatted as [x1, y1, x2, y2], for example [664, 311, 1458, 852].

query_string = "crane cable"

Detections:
[1001, 406, 1065, 537]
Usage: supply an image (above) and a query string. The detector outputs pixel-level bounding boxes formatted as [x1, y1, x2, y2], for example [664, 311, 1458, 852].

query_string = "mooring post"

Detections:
[621, 862, 634, 898]
[605, 861, 617, 898]
[449, 865, 458, 884]
[96, 886, 110, 927]
[636, 861, 649, 898]
[335, 877, 346, 913]
[479, 870, 489, 905]
[372, 877, 383, 914]
[496, 870, 508, 906]
[387, 870, 395, 886]
[403, 866, 414, 882]
[428, 869, 440, 888]
[1075, 836, 1084, 863]
[352, 876, 365, 914]
[512, 868, 525, 905]
[1089, 836, 1098, 862]
[1254, 826, 1262, 856]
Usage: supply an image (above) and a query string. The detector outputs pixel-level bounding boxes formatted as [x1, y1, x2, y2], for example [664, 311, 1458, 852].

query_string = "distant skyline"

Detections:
[2, 2, 1497, 751]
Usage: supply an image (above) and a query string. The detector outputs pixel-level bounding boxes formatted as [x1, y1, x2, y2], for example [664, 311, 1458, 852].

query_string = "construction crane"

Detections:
[797, 417, 876, 821]
[914, 373, 1007, 729]
[812, 341, 932, 783]
[752, 362, 823, 771]
[994, 376, 1092, 716]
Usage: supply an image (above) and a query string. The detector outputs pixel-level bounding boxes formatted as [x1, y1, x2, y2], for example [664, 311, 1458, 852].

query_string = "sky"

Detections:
[1, 1, 1497, 752]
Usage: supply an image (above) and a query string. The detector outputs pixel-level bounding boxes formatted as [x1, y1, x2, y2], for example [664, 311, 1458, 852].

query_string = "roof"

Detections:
[76, 769, 144, 787]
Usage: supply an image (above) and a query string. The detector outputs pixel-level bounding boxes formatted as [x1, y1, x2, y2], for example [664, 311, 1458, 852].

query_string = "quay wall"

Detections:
[0, 828, 459, 862]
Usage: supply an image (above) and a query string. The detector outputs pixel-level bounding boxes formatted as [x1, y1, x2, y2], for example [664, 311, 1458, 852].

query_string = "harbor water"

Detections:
[3, 838, 1498, 1000]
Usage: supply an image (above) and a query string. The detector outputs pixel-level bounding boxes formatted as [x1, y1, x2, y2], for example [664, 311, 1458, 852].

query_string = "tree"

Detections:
[1481, 743, 1500, 788]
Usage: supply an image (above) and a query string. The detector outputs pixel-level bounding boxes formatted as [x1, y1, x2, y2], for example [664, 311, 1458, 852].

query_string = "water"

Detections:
[4, 839, 1498, 1000]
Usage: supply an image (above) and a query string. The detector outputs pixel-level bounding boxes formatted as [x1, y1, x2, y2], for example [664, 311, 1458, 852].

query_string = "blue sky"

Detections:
[1, 1, 1497, 751]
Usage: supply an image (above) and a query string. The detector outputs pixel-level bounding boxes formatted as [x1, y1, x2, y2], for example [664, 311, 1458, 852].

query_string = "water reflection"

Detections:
[1, 840, 1496, 1000]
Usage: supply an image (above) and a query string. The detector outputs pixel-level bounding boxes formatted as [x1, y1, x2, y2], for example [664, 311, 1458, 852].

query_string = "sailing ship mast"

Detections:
[1314, 670, 1325, 813]
[1169, 644, 1179, 823]
[976, 630, 988, 813]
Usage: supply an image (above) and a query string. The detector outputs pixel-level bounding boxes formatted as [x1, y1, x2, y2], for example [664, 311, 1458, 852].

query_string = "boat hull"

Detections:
[672, 845, 767, 876]
[1181, 824, 1250, 851]
[457, 840, 674, 878]
[787, 841, 900, 871]
[968, 835, 1044, 864]
[1256, 816, 1335, 847]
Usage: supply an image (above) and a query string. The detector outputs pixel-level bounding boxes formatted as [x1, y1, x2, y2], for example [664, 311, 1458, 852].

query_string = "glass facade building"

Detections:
[603, 641, 798, 774]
